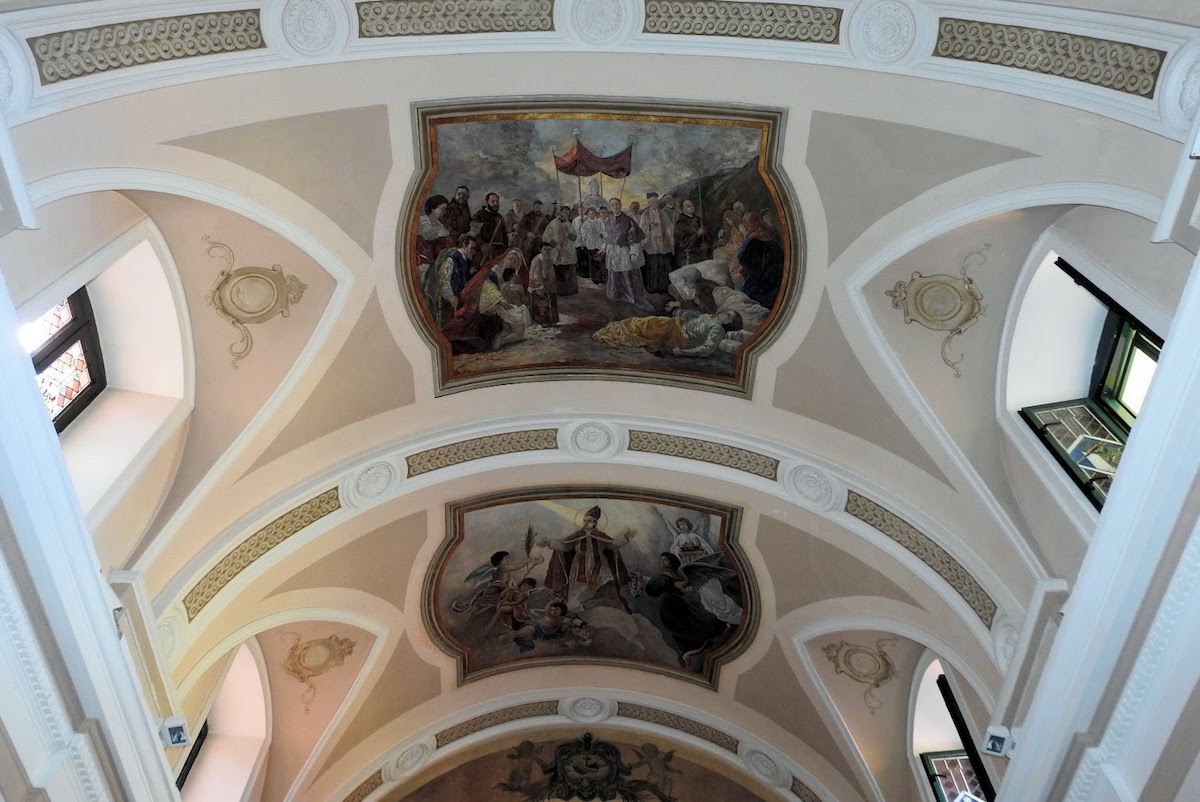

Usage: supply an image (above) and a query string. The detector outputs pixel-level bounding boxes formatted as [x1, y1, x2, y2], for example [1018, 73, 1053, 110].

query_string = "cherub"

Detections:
[628, 742, 682, 795]
[489, 577, 541, 629]
[502, 740, 546, 792]
[653, 507, 714, 566]
[450, 549, 543, 617]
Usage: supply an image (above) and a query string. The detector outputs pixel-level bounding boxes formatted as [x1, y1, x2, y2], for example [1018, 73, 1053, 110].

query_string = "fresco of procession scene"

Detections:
[404, 102, 798, 392]
[424, 487, 757, 688]
[397, 732, 769, 801]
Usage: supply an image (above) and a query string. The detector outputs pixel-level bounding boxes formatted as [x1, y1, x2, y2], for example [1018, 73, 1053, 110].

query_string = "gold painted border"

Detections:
[422, 485, 758, 690]
[399, 97, 805, 399]
[845, 490, 997, 628]
[182, 487, 341, 621]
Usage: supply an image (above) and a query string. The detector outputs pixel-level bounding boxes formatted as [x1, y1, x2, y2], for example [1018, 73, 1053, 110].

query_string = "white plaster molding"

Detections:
[1000, 247, 1200, 801]
[341, 460, 400, 510]
[845, 182, 1164, 593]
[347, 688, 828, 802]
[560, 695, 618, 724]
[0, 24, 31, 118]
[22, 169, 355, 578]
[0, 207, 178, 800]
[380, 736, 434, 782]
[275, 0, 346, 57]
[1160, 38, 1200, 133]
[561, 0, 637, 47]
[282, 620, 392, 802]
[850, 0, 918, 65]
[156, 412, 1018, 666]
[561, 420, 624, 461]
[906, 649, 941, 802]
[155, 603, 188, 670]
[0, 0, 1190, 144]
[785, 462, 845, 513]
[989, 612, 1019, 674]
[741, 744, 791, 788]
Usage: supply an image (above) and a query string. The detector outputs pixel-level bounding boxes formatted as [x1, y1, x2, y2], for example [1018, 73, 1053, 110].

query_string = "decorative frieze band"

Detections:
[934, 18, 1165, 98]
[406, 429, 559, 477]
[435, 700, 559, 748]
[845, 491, 997, 627]
[627, 430, 779, 480]
[643, 0, 841, 44]
[182, 487, 341, 620]
[342, 769, 384, 802]
[356, 0, 554, 38]
[28, 10, 264, 86]
[791, 776, 823, 802]
[616, 702, 740, 753]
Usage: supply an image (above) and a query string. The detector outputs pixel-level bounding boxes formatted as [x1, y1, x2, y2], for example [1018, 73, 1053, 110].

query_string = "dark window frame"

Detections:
[1019, 258, 1162, 510]
[28, 287, 107, 432]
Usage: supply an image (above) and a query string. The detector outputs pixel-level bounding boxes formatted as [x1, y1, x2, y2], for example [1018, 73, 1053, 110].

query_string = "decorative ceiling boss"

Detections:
[203, 235, 308, 368]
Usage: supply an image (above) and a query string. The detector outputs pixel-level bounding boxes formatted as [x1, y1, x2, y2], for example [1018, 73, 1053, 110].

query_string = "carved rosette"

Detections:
[345, 461, 398, 508]
[570, 0, 628, 44]
[742, 748, 788, 787]
[787, 463, 840, 512]
[991, 613, 1020, 672]
[382, 740, 432, 781]
[1162, 42, 1200, 132]
[564, 421, 621, 460]
[561, 695, 617, 723]
[282, 0, 340, 55]
[855, 1, 916, 63]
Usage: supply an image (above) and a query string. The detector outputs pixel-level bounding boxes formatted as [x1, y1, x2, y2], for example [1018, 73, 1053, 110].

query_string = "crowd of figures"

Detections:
[447, 505, 744, 673]
[415, 183, 786, 361]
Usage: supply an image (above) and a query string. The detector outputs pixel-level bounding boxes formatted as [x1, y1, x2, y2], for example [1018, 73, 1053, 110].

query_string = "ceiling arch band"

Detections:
[166, 415, 1012, 661]
[0, 0, 1196, 138]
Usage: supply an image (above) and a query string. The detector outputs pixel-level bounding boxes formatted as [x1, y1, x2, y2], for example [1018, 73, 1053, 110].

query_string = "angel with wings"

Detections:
[644, 551, 743, 668]
[450, 538, 544, 618]
[653, 507, 714, 566]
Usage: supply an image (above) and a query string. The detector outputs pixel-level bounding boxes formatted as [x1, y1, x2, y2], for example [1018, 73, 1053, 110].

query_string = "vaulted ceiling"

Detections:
[2, 0, 1198, 800]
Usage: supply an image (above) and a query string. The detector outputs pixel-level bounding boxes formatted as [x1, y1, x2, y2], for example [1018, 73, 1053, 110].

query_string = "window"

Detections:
[19, 287, 106, 432]
[920, 750, 984, 802]
[1019, 258, 1161, 510]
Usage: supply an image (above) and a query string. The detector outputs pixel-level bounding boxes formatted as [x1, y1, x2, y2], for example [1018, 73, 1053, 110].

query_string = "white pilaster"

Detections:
[0, 112, 178, 800]
[999, 239, 1200, 799]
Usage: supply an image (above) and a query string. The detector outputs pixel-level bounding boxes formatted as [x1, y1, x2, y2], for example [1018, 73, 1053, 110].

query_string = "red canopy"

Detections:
[553, 138, 632, 178]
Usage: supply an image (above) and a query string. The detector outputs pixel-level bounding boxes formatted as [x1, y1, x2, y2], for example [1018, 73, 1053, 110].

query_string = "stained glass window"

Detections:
[1021, 258, 1163, 510]
[22, 288, 106, 432]
[19, 298, 73, 354]
[921, 751, 984, 802]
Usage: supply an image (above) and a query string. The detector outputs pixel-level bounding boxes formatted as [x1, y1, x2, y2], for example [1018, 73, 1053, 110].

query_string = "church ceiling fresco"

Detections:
[400, 99, 801, 396]
[423, 487, 757, 688]
[394, 732, 768, 802]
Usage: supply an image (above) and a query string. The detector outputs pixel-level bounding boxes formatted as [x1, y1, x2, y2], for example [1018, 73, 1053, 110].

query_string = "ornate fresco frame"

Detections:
[422, 485, 758, 689]
[398, 96, 804, 398]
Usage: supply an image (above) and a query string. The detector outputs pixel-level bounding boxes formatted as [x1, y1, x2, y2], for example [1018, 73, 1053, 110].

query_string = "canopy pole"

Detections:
[550, 148, 563, 210]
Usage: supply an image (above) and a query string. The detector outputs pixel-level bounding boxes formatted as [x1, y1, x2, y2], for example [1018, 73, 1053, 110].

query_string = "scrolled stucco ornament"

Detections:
[885, 244, 988, 378]
[823, 637, 898, 713]
[204, 236, 307, 369]
[282, 0, 339, 54]
[743, 749, 787, 786]
[281, 632, 356, 712]
[571, 0, 626, 44]
[857, 0, 916, 63]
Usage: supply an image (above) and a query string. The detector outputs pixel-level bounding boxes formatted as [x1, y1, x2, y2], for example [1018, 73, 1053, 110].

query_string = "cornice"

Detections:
[156, 413, 1024, 680]
[0, 0, 1192, 141]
